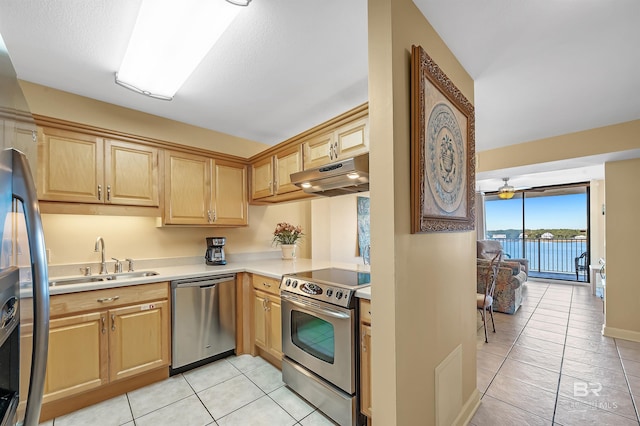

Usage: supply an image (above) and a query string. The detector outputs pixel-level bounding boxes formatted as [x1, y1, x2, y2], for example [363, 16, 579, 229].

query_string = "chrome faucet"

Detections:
[94, 237, 108, 275]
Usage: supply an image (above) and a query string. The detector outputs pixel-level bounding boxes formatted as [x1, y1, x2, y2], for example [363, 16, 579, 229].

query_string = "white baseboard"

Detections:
[602, 325, 640, 343]
[453, 388, 481, 426]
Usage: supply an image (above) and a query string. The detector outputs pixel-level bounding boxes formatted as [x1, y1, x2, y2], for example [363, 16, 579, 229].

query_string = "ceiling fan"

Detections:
[497, 178, 516, 199]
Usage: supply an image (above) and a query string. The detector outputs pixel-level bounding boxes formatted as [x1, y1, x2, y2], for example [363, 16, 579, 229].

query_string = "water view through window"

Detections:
[485, 185, 589, 281]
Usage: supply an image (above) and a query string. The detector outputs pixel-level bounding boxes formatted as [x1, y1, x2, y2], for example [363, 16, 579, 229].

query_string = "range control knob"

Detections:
[335, 290, 343, 300]
[292, 280, 298, 288]
[285, 279, 291, 287]
[326, 289, 333, 297]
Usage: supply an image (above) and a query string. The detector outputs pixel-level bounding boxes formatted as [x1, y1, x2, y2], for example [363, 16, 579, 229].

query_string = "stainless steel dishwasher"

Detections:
[171, 274, 236, 373]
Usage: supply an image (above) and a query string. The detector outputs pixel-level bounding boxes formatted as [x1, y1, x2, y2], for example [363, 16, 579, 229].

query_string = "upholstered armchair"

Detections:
[477, 240, 529, 278]
[477, 258, 527, 314]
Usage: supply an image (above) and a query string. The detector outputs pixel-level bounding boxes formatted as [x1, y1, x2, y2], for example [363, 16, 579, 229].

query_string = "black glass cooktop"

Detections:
[290, 268, 370, 287]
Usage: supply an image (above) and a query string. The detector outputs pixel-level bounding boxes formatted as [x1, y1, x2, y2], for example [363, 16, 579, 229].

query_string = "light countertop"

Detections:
[32, 257, 372, 300]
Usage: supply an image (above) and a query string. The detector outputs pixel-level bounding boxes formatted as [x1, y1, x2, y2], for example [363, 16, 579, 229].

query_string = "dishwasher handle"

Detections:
[172, 274, 235, 289]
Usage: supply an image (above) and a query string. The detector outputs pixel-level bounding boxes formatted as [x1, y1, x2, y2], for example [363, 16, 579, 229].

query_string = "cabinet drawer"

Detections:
[50, 282, 169, 318]
[360, 299, 371, 324]
[251, 274, 281, 296]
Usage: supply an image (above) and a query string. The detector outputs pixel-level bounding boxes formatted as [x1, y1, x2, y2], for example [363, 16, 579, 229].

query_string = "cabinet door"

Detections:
[104, 140, 159, 206]
[251, 156, 274, 199]
[164, 151, 213, 224]
[253, 292, 268, 349]
[213, 160, 248, 226]
[38, 127, 104, 203]
[274, 146, 302, 195]
[43, 312, 108, 403]
[336, 116, 369, 160]
[302, 131, 334, 169]
[108, 300, 170, 382]
[360, 322, 372, 418]
[267, 293, 282, 358]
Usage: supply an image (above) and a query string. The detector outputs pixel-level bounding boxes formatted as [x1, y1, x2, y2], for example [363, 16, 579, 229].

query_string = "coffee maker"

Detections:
[205, 237, 227, 265]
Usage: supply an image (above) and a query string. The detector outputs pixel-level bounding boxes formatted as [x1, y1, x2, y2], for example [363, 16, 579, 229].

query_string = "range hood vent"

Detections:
[290, 153, 369, 197]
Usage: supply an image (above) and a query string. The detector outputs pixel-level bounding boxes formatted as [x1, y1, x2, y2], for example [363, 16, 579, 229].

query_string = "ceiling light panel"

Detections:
[117, 0, 244, 99]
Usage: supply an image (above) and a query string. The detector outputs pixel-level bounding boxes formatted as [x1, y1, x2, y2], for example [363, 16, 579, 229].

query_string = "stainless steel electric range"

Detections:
[280, 268, 371, 426]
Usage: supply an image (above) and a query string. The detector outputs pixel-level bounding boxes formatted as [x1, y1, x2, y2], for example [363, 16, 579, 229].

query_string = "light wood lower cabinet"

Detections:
[253, 290, 282, 361]
[44, 312, 108, 402]
[108, 300, 169, 382]
[251, 274, 282, 364]
[40, 283, 170, 410]
[360, 299, 372, 420]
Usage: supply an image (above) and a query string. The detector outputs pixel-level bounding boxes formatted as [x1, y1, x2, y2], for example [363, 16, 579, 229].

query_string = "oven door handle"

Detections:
[281, 293, 350, 319]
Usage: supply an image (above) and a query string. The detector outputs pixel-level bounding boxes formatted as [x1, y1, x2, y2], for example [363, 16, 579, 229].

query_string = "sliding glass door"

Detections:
[484, 184, 589, 282]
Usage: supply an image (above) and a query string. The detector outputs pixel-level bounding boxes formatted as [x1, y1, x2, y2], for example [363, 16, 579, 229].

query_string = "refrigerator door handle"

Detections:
[12, 149, 50, 426]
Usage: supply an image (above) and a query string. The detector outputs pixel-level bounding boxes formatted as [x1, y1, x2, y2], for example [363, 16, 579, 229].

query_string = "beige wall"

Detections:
[310, 192, 368, 264]
[368, 0, 477, 424]
[603, 159, 640, 340]
[477, 119, 640, 173]
[19, 81, 268, 158]
[42, 200, 311, 265]
[590, 179, 605, 264]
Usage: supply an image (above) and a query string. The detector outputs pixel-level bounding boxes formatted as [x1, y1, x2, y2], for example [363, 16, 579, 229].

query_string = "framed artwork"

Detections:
[410, 45, 475, 233]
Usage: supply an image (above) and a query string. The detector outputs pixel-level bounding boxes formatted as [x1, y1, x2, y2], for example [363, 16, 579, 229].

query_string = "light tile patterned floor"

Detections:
[473, 279, 640, 425]
[38, 354, 338, 426]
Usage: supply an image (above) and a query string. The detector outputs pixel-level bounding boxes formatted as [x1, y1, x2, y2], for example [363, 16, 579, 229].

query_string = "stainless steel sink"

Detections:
[49, 271, 159, 287]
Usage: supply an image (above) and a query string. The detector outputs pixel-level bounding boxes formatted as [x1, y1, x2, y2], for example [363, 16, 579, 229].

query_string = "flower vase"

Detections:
[281, 244, 296, 260]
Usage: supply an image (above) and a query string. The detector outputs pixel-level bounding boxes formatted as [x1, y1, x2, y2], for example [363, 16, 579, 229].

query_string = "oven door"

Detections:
[281, 293, 356, 394]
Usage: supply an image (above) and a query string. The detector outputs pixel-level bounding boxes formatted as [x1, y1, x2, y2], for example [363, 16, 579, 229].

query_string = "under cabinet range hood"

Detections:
[290, 153, 369, 197]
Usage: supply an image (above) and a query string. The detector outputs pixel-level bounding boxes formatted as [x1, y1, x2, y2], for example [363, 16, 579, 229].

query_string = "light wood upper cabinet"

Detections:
[274, 145, 303, 195]
[38, 127, 104, 203]
[251, 145, 303, 201]
[214, 160, 248, 226]
[104, 140, 159, 206]
[37, 127, 159, 207]
[251, 156, 274, 199]
[303, 116, 369, 170]
[165, 150, 248, 226]
[164, 150, 212, 225]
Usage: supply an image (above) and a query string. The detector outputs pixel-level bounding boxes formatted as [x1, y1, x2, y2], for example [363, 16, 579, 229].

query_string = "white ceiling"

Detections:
[0, 0, 638, 189]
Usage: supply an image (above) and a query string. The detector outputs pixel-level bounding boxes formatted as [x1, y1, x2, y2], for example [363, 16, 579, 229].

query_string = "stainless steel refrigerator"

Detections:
[0, 34, 50, 426]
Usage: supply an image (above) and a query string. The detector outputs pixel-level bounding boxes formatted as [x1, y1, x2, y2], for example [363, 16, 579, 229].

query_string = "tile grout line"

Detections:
[549, 282, 575, 425]
[615, 339, 640, 423]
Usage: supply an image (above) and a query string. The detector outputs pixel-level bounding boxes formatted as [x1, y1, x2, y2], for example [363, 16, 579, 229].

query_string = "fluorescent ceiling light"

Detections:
[116, 0, 247, 100]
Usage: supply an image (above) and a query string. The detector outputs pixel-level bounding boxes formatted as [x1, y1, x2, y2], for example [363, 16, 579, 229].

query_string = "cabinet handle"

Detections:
[107, 185, 111, 201]
[273, 180, 278, 192]
[212, 210, 217, 222]
[333, 141, 339, 159]
[328, 144, 333, 160]
[268, 181, 273, 192]
[111, 314, 116, 331]
[101, 316, 106, 334]
[262, 298, 267, 311]
[361, 334, 366, 352]
[207, 210, 213, 223]
[97, 296, 120, 303]
[98, 184, 102, 200]
[263, 282, 271, 288]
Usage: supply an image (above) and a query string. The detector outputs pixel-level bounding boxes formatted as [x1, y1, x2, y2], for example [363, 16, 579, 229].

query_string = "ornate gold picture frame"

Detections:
[411, 45, 475, 233]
